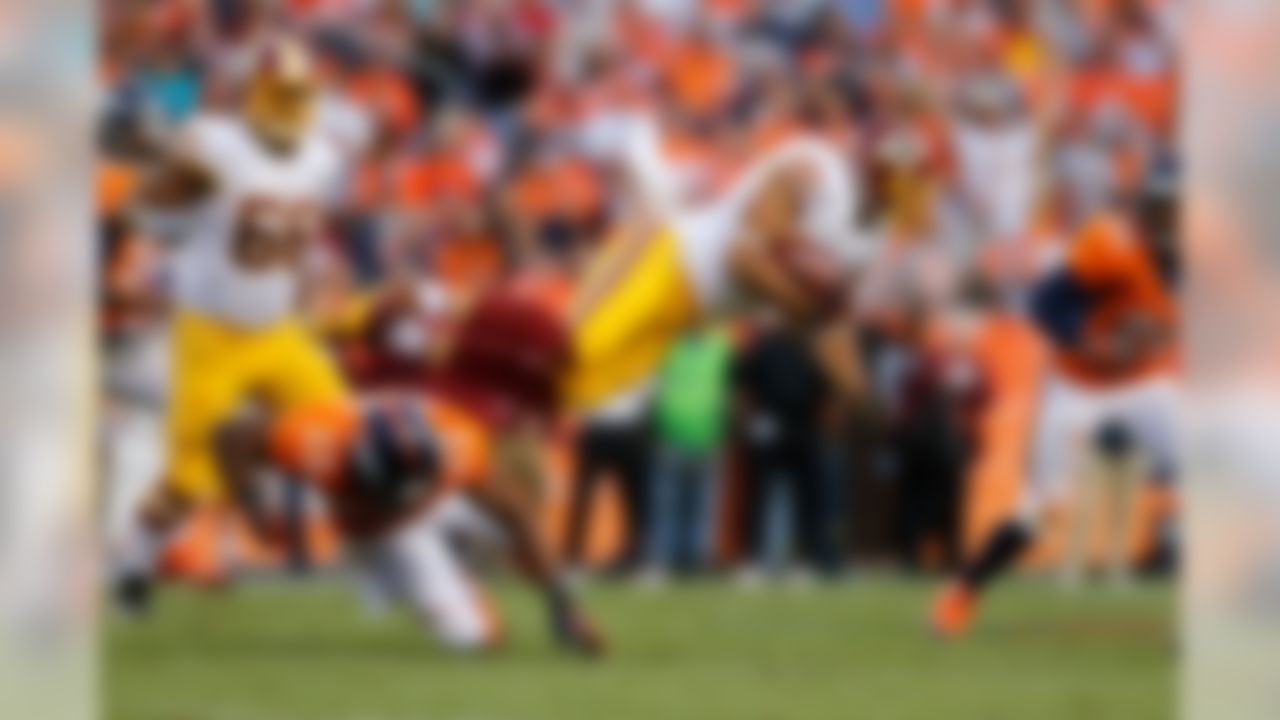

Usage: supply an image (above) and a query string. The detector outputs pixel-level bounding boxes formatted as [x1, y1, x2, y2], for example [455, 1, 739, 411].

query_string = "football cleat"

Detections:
[551, 602, 607, 658]
[930, 581, 978, 640]
[114, 573, 154, 619]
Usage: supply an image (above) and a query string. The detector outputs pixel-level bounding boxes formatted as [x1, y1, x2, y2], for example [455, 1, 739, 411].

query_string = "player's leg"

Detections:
[255, 318, 348, 411]
[464, 480, 606, 656]
[104, 403, 165, 580]
[383, 506, 501, 653]
[1116, 377, 1180, 583]
[932, 375, 1084, 637]
[1109, 449, 1147, 588]
[114, 313, 248, 613]
[104, 330, 170, 576]
[562, 226, 698, 411]
[210, 319, 349, 552]
[1084, 415, 1143, 589]
[1062, 428, 1114, 590]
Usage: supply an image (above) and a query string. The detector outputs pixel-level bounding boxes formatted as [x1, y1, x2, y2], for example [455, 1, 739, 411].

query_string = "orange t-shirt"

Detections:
[614, 7, 674, 72]
[665, 41, 737, 118]
[346, 67, 422, 138]
[97, 161, 138, 216]
[510, 157, 603, 224]
[1071, 67, 1176, 136]
[433, 234, 504, 293]
[395, 151, 480, 208]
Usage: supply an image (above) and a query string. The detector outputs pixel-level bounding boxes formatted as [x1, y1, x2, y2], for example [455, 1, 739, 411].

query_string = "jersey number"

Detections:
[233, 197, 319, 271]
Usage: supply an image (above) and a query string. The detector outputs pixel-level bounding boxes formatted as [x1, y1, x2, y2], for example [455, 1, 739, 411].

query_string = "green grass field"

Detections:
[107, 578, 1174, 720]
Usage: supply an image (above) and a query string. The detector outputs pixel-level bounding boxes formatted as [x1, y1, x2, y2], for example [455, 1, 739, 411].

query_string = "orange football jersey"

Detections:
[268, 395, 494, 536]
[1054, 214, 1176, 385]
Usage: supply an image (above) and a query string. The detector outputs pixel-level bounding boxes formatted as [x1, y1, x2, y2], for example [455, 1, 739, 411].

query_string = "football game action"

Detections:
[92, 1, 1181, 717]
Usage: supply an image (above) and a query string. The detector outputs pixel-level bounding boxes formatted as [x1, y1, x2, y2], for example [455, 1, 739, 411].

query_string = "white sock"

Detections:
[111, 519, 167, 581]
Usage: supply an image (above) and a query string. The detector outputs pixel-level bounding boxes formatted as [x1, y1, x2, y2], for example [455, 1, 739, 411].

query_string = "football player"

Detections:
[216, 393, 605, 655]
[429, 115, 873, 588]
[439, 109, 873, 476]
[114, 38, 352, 610]
[562, 115, 870, 413]
[931, 183, 1178, 638]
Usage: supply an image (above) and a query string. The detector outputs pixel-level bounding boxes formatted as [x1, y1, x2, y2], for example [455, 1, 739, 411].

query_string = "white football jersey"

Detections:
[169, 113, 342, 327]
[674, 135, 866, 313]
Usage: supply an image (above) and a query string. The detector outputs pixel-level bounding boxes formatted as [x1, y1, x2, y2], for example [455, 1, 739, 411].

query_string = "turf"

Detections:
[106, 577, 1174, 720]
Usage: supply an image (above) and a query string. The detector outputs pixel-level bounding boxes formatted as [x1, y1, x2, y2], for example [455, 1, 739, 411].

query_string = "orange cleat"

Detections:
[930, 581, 978, 639]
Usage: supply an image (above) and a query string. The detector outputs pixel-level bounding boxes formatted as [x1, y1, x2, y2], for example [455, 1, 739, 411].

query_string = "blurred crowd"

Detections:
[98, 0, 1178, 581]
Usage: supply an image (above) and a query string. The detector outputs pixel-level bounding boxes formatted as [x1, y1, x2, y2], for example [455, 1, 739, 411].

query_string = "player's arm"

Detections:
[140, 155, 216, 209]
[1029, 266, 1090, 349]
[571, 113, 677, 325]
[811, 315, 867, 405]
[137, 126, 218, 210]
[469, 450, 606, 655]
[1032, 264, 1168, 374]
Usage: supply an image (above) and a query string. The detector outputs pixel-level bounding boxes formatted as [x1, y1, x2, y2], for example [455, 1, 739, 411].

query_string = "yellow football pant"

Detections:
[562, 227, 700, 411]
[165, 311, 347, 503]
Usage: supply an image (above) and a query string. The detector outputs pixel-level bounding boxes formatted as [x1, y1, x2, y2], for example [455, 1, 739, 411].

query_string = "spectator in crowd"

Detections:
[734, 314, 845, 583]
[130, 2, 204, 126]
[888, 303, 988, 571]
[643, 325, 734, 582]
[562, 387, 653, 577]
[949, 68, 1041, 257]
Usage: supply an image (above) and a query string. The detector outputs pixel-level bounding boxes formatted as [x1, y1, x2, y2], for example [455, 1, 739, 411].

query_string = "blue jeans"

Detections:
[646, 445, 722, 572]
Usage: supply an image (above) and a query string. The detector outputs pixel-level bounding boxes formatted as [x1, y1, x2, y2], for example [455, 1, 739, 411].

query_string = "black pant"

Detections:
[564, 421, 651, 568]
[741, 434, 840, 573]
[894, 404, 967, 572]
